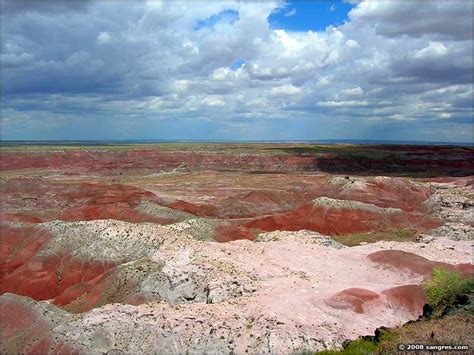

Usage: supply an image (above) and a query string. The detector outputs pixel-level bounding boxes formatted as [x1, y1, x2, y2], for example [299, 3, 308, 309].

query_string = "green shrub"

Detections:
[342, 340, 377, 354]
[317, 339, 378, 354]
[424, 268, 474, 310]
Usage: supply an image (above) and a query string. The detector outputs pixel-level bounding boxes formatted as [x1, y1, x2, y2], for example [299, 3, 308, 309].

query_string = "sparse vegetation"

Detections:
[317, 339, 378, 354]
[377, 314, 474, 353]
[424, 268, 474, 314]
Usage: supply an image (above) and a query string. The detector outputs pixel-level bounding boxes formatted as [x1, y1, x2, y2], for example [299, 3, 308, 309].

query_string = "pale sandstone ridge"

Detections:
[1, 226, 472, 354]
[311, 196, 402, 213]
[417, 222, 474, 242]
[424, 179, 474, 224]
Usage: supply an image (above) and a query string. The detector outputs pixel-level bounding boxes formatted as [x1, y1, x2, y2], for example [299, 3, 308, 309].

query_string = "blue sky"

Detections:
[269, 1, 354, 32]
[1, 0, 473, 143]
[195, 9, 240, 31]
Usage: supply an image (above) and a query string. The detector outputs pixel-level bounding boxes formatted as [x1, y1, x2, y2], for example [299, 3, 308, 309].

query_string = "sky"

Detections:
[1, 0, 473, 143]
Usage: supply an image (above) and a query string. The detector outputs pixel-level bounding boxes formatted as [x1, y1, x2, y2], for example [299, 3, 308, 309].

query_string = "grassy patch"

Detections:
[332, 229, 416, 247]
[317, 339, 378, 354]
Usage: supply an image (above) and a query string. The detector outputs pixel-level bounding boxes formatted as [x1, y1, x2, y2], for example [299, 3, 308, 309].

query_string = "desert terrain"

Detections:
[1, 143, 473, 353]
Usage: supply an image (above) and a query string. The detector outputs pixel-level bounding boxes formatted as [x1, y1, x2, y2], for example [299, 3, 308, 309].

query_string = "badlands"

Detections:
[1, 143, 473, 353]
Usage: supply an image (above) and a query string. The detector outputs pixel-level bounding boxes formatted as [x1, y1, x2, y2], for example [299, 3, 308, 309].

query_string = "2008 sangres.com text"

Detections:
[398, 344, 469, 351]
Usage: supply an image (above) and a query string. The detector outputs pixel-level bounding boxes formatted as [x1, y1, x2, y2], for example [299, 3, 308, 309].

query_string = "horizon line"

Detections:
[1, 138, 473, 147]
